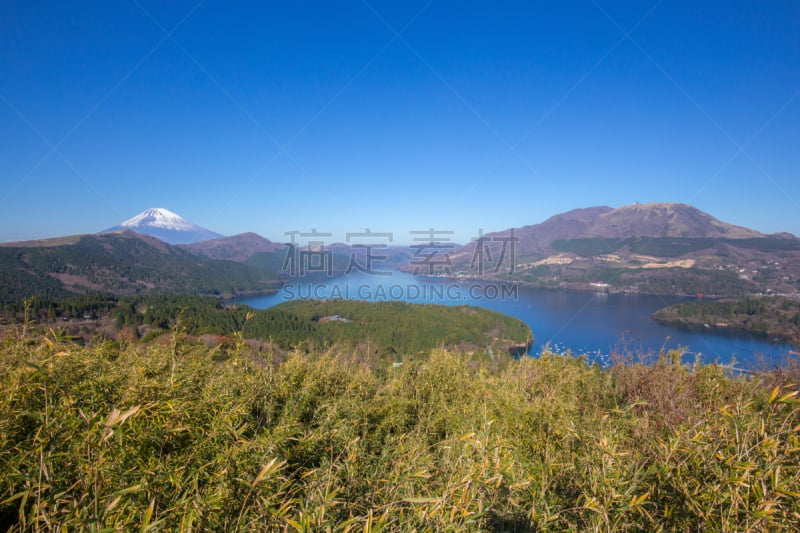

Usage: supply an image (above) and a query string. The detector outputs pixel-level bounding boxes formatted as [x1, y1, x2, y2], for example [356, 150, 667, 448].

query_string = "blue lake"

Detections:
[233, 270, 796, 370]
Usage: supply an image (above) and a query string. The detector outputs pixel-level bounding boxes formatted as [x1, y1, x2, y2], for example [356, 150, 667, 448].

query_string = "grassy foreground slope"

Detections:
[1, 329, 799, 531]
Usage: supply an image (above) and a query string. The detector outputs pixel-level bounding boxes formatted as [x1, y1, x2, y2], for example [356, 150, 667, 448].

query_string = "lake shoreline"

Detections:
[652, 297, 800, 349]
[233, 271, 796, 370]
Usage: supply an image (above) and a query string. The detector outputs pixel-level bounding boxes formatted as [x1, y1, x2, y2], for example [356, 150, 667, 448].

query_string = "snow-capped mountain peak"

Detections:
[120, 208, 195, 231]
[103, 208, 224, 244]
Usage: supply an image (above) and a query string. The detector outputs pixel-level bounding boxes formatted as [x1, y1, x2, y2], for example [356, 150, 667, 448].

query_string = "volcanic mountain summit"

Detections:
[103, 208, 223, 244]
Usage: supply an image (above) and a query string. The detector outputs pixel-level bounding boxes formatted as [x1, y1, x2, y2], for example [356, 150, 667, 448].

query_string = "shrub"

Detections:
[1, 331, 798, 531]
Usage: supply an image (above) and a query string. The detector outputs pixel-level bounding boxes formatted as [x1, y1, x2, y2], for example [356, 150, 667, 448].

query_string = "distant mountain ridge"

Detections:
[0, 230, 280, 303]
[456, 203, 767, 262]
[165, 202, 799, 298]
[103, 208, 223, 244]
[445, 202, 800, 297]
[179, 232, 283, 261]
[1, 201, 798, 301]
[586, 203, 763, 239]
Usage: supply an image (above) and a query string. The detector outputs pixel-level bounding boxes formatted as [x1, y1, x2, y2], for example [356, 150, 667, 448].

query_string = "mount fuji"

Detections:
[103, 208, 224, 244]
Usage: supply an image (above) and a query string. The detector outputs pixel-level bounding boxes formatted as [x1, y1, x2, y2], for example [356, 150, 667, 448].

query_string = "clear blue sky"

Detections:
[1, 1, 798, 245]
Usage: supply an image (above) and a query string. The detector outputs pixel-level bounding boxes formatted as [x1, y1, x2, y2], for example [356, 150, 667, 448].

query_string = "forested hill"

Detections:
[0, 231, 281, 303]
[2, 295, 532, 358]
[652, 296, 800, 346]
[114, 297, 531, 357]
[253, 299, 533, 356]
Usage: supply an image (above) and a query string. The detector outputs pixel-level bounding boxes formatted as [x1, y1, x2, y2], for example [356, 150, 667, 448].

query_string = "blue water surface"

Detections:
[233, 271, 796, 370]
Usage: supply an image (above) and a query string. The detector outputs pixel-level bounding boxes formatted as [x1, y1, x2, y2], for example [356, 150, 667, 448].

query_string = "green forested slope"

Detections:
[3, 296, 531, 357]
[0, 232, 280, 303]
[653, 296, 800, 344]
[109, 297, 531, 356]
